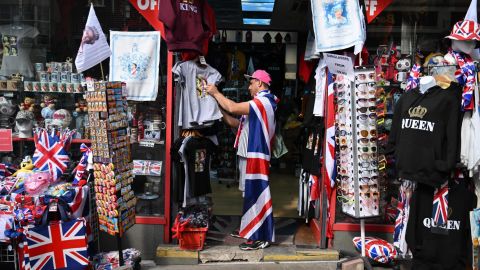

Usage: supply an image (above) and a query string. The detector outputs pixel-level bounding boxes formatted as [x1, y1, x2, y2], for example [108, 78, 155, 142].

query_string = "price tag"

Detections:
[139, 141, 155, 148]
[49, 202, 58, 212]
[199, 56, 207, 65]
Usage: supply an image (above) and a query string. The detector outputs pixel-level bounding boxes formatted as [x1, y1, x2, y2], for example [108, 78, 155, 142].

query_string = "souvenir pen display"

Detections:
[85, 81, 136, 236]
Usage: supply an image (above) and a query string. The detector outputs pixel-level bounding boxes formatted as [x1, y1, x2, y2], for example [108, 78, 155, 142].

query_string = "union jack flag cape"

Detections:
[32, 129, 75, 182]
[238, 90, 278, 242]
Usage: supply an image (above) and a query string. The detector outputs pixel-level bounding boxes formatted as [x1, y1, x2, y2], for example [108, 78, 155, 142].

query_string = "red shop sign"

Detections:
[365, 0, 393, 24]
[0, 129, 13, 152]
[129, 0, 165, 37]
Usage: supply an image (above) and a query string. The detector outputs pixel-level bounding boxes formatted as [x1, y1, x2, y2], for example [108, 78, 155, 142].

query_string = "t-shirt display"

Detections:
[0, 24, 39, 79]
[173, 60, 223, 129]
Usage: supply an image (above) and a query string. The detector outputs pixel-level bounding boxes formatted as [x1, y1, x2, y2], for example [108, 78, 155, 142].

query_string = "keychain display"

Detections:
[86, 82, 135, 236]
[336, 68, 380, 218]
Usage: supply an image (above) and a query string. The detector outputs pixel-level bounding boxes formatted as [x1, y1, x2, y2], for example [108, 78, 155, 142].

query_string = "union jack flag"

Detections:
[133, 160, 162, 176]
[432, 181, 449, 227]
[353, 236, 397, 264]
[73, 144, 91, 184]
[239, 90, 278, 242]
[32, 129, 73, 182]
[25, 219, 89, 270]
[405, 64, 421, 91]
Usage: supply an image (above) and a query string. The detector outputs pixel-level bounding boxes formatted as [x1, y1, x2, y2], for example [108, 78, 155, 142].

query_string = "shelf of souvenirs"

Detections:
[11, 137, 165, 146]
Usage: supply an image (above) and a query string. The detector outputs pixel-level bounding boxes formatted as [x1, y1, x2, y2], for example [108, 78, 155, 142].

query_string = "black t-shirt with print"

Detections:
[183, 137, 216, 197]
[406, 180, 477, 270]
[301, 124, 323, 176]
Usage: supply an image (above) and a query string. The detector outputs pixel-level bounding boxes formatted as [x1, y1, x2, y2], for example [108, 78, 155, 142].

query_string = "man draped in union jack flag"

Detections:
[206, 69, 278, 250]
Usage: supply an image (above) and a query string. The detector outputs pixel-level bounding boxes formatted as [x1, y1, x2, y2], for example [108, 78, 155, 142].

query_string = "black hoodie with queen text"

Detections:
[388, 84, 461, 187]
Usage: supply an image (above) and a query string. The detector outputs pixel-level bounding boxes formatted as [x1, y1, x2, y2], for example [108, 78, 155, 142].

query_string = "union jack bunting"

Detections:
[432, 181, 449, 227]
[450, 49, 475, 110]
[0, 176, 17, 195]
[133, 160, 162, 176]
[32, 129, 74, 182]
[25, 218, 89, 270]
[239, 90, 278, 242]
[405, 64, 421, 91]
[73, 144, 91, 184]
[353, 236, 397, 264]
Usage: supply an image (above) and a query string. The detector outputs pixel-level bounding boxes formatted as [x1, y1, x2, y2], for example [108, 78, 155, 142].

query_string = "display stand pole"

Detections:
[360, 219, 366, 257]
[99, 62, 105, 81]
[117, 234, 124, 266]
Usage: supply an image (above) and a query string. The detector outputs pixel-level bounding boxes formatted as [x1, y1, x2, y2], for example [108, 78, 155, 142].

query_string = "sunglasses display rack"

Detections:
[336, 68, 380, 218]
[86, 81, 136, 237]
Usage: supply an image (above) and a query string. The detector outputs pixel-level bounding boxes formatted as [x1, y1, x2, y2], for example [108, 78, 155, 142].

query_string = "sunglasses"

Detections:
[358, 146, 377, 153]
[359, 129, 377, 137]
[338, 99, 347, 105]
[337, 91, 346, 98]
[355, 73, 375, 81]
[359, 153, 375, 161]
[357, 113, 376, 122]
[359, 161, 377, 169]
[357, 106, 376, 113]
[358, 137, 377, 145]
[337, 129, 348, 136]
[357, 98, 376, 107]
[360, 184, 378, 192]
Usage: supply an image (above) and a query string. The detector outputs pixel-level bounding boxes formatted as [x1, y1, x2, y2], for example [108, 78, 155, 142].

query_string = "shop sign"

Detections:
[0, 129, 12, 152]
[324, 53, 355, 81]
[129, 0, 165, 36]
[365, 0, 393, 24]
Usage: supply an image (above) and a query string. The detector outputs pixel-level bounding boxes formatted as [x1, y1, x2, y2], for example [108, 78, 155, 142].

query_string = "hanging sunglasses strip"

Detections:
[335, 69, 380, 218]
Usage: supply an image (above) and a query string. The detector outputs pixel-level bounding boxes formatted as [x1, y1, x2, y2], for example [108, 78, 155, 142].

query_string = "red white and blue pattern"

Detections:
[450, 49, 475, 111]
[406, 64, 421, 91]
[25, 219, 89, 270]
[133, 160, 162, 176]
[32, 129, 74, 182]
[73, 144, 91, 184]
[239, 90, 278, 242]
[353, 236, 397, 264]
[393, 180, 416, 255]
[432, 181, 449, 227]
[445, 20, 480, 41]
[325, 73, 336, 190]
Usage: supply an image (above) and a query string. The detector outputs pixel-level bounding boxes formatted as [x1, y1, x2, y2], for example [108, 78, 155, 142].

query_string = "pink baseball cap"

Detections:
[244, 70, 272, 86]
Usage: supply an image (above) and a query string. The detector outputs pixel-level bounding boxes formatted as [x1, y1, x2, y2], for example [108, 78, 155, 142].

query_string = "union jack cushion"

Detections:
[353, 236, 397, 264]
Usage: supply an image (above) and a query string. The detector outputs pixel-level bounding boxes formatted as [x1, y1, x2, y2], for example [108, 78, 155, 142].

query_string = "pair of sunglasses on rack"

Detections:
[360, 129, 377, 138]
[355, 73, 375, 82]
[358, 146, 377, 153]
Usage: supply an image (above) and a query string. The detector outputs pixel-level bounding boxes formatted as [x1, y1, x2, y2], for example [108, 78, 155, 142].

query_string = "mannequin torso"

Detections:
[419, 76, 437, 94]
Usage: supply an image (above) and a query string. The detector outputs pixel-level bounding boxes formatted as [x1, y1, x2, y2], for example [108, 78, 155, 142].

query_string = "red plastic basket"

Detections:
[178, 226, 208, 251]
[172, 215, 208, 251]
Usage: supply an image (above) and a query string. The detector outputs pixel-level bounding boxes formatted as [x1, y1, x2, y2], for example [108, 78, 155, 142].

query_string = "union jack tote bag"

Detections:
[24, 218, 89, 270]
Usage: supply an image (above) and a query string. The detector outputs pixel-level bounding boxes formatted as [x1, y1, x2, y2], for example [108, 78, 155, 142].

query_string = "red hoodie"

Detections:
[159, 0, 215, 54]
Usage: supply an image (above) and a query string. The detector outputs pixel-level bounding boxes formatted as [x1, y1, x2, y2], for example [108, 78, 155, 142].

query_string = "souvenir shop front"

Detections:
[159, 0, 480, 268]
[0, 0, 480, 269]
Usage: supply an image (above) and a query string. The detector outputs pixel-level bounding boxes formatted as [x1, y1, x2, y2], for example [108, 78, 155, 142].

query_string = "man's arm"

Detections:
[205, 83, 250, 115]
[220, 109, 240, 128]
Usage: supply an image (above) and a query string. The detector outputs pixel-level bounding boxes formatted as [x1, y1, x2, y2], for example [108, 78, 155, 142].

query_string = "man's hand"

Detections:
[204, 81, 219, 97]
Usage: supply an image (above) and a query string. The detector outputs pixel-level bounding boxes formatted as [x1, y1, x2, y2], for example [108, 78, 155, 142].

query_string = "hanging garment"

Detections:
[309, 0, 365, 54]
[460, 82, 480, 176]
[158, 0, 215, 54]
[239, 90, 278, 242]
[450, 49, 476, 111]
[406, 180, 476, 270]
[388, 84, 462, 187]
[173, 60, 223, 129]
[393, 179, 417, 256]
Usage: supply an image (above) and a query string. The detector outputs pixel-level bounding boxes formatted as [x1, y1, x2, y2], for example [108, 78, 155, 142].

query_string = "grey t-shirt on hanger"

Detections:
[0, 24, 39, 79]
[173, 61, 223, 129]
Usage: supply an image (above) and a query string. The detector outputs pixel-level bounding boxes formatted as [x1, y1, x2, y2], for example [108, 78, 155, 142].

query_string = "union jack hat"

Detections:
[445, 20, 480, 41]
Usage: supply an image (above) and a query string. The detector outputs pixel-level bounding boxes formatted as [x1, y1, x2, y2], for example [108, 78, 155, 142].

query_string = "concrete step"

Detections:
[156, 244, 339, 265]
